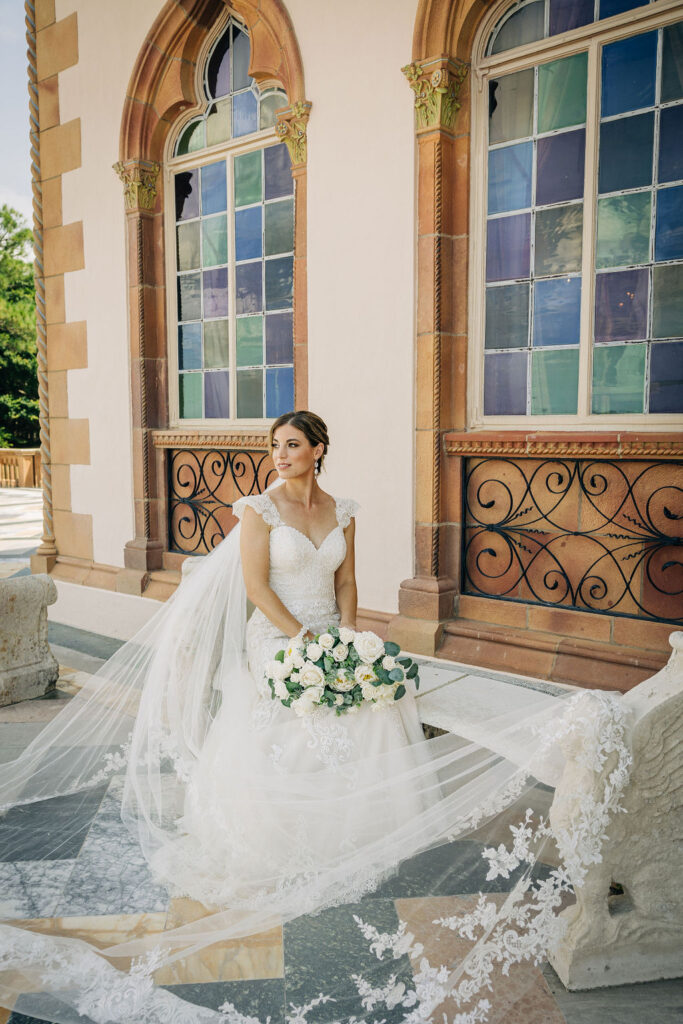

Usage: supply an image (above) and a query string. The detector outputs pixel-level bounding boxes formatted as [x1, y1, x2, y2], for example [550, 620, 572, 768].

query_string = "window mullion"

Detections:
[227, 154, 237, 420]
[577, 38, 600, 419]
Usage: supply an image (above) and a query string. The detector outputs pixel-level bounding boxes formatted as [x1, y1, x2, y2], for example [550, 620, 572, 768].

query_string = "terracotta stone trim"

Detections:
[152, 430, 269, 448]
[444, 431, 683, 460]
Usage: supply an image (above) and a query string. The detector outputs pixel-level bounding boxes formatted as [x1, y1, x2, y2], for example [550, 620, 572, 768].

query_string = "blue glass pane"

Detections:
[533, 277, 582, 347]
[266, 312, 293, 364]
[235, 206, 263, 261]
[232, 27, 252, 91]
[536, 129, 585, 206]
[600, 0, 647, 17]
[175, 171, 199, 221]
[203, 268, 228, 319]
[549, 0, 593, 35]
[235, 262, 262, 314]
[649, 341, 683, 413]
[178, 323, 202, 370]
[233, 91, 258, 138]
[485, 283, 529, 349]
[484, 351, 528, 415]
[204, 370, 230, 418]
[266, 366, 294, 418]
[264, 145, 293, 200]
[598, 113, 654, 193]
[662, 22, 683, 103]
[207, 29, 230, 98]
[658, 105, 683, 184]
[594, 268, 649, 341]
[601, 31, 657, 117]
[655, 185, 683, 262]
[486, 213, 530, 282]
[487, 142, 532, 214]
[201, 162, 226, 215]
[265, 256, 293, 310]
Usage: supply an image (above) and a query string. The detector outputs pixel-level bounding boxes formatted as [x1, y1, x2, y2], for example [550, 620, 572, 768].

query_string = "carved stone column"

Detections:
[389, 57, 470, 655]
[114, 158, 166, 594]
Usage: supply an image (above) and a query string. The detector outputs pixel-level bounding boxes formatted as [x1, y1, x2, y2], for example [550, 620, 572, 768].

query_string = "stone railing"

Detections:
[0, 574, 59, 705]
[0, 448, 42, 488]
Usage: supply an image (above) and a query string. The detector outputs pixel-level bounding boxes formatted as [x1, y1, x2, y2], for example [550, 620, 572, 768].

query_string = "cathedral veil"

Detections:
[0, 475, 633, 1024]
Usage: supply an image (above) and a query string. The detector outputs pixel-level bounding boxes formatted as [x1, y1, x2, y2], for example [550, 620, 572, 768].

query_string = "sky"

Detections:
[0, 0, 35, 225]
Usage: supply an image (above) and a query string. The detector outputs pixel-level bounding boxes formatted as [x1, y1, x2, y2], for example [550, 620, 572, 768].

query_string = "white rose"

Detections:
[382, 655, 396, 671]
[339, 626, 356, 645]
[332, 643, 349, 663]
[267, 659, 290, 681]
[290, 671, 300, 683]
[318, 633, 335, 651]
[361, 681, 377, 702]
[292, 685, 324, 716]
[299, 663, 325, 688]
[292, 653, 305, 669]
[285, 638, 304, 659]
[354, 664, 377, 686]
[334, 694, 344, 706]
[331, 669, 355, 692]
[273, 678, 289, 699]
[305, 642, 323, 662]
[353, 631, 386, 665]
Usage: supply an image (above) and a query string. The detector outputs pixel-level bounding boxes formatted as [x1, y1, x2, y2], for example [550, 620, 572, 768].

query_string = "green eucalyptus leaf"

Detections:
[384, 641, 400, 656]
[394, 684, 406, 700]
[407, 663, 418, 679]
[388, 668, 404, 682]
[274, 649, 285, 663]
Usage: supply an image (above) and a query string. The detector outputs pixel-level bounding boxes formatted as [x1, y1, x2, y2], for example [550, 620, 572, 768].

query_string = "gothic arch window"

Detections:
[471, 0, 683, 424]
[166, 17, 295, 423]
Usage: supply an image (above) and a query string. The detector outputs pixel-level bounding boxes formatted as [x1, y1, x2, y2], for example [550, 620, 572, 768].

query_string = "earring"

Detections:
[314, 459, 320, 476]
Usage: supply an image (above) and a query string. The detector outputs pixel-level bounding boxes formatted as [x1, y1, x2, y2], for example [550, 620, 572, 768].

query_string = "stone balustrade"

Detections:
[0, 574, 59, 705]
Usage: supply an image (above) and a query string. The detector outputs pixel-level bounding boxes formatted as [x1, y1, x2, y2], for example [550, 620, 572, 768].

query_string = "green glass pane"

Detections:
[531, 349, 579, 414]
[535, 204, 583, 276]
[260, 90, 287, 130]
[202, 216, 227, 267]
[176, 119, 204, 156]
[179, 372, 202, 418]
[177, 273, 201, 322]
[176, 222, 200, 271]
[596, 192, 651, 269]
[204, 320, 229, 369]
[234, 150, 262, 207]
[652, 263, 683, 339]
[206, 99, 231, 147]
[265, 199, 294, 256]
[485, 283, 529, 349]
[265, 256, 293, 310]
[489, 69, 534, 144]
[236, 367, 263, 417]
[538, 53, 588, 133]
[236, 316, 263, 366]
[591, 343, 646, 413]
[661, 21, 683, 103]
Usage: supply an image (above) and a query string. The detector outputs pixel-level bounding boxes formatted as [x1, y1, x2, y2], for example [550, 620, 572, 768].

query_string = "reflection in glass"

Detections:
[203, 320, 229, 369]
[202, 216, 228, 267]
[488, 70, 534, 145]
[598, 113, 653, 193]
[549, 0, 593, 35]
[485, 283, 529, 349]
[486, 213, 530, 282]
[596, 192, 651, 269]
[531, 349, 579, 414]
[538, 53, 588, 133]
[236, 316, 263, 366]
[207, 29, 230, 98]
[266, 312, 293, 364]
[533, 277, 582, 347]
[652, 263, 683, 338]
[234, 150, 262, 207]
[661, 21, 683, 103]
[266, 366, 294, 418]
[175, 171, 199, 221]
[235, 206, 263, 262]
[177, 273, 201, 322]
[265, 256, 293, 310]
[260, 91, 288, 130]
[591, 343, 646, 413]
[232, 28, 252, 92]
[488, 142, 532, 215]
[535, 204, 583, 276]
[265, 199, 294, 256]
[536, 129, 585, 206]
[601, 31, 657, 117]
[235, 262, 262, 314]
[650, 341, 683, 412]
[206, 100, 231, 147]
[201, 162, 227, 215]
[658, 106, 683, 184]
[202, 268, 228, 319]
[594, 268, 648, 341]
[204, 369, 230, 418]
[233, 90, 258, 138]
[236, 368, 263, 418]
[264, 145, 294, 200]
[178, 324, 202, 371]
[600, 0, 647, 17]
[177, 222, 200, 271]
[180, 372, 202, 418]
[176, 120, 204, 156]
[655, 186, 683, 263]
[490, 2, 544, 54]
[484, 351, 528, 415]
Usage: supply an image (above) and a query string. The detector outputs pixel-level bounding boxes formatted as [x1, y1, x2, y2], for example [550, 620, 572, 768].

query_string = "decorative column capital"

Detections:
[402, 57, 469, 133]
[275, 100, 312, 168]
[113, 159, 161, 212]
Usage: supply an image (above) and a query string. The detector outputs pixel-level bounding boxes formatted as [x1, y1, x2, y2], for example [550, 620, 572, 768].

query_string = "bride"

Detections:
[0, 410, 632, 1024]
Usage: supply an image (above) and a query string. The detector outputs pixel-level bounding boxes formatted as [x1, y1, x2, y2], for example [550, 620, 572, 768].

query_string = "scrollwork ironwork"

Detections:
[463, 458, 682, 624]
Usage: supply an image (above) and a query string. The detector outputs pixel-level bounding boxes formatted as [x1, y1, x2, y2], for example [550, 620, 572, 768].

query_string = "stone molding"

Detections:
[113, 159, 161, 213]
[152, 430, 269, 449]
[275, 100, 312, 167]
[402, 57, 469, 133]
[444, 432, 683, 460]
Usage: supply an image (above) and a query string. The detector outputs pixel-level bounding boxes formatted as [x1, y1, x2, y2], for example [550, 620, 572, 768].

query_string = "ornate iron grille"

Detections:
[168, 448, 276, 555]
[463, 458, 683, 623]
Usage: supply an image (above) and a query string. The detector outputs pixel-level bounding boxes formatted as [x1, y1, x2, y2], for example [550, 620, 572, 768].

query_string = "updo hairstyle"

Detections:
[268, 410, 330, 473]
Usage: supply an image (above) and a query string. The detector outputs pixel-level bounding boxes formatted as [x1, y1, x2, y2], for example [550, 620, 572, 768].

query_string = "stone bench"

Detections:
[0, 574, 59, 706]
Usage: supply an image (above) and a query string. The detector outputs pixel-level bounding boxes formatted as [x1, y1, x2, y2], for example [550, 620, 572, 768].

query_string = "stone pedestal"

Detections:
[0, 574, 60, 705]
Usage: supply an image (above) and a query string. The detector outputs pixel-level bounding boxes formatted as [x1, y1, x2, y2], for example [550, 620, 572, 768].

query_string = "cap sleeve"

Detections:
[335, 497, 361, 529]
[231, 493, 280, 527]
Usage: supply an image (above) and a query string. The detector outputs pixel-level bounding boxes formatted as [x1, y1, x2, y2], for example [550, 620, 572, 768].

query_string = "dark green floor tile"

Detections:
[164, 978, 285, 1019]
[0, 784, 108, 861]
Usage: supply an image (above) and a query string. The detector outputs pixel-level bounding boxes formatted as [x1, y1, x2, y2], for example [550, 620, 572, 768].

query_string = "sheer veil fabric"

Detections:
[0, 477, 633, 1024]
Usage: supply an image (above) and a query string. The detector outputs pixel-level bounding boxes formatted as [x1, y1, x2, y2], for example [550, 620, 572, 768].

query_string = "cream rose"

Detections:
[291, 652, 306, 669]
[305, 642, 323, 662]
[339, 626, 356, 645]
[382, 655, 396, 671]
[334, 693, 344, 706]
[292, 686, 323, 716]
[332, 643, 349, 663]
[318, 633, 335, 651]
[354, 664, 377, 686]
[267, 659, 290, 681]
[299, 663, 325, 688]
[331, 669, 355, 692]
[285, 638, 304, 659]
[353, 631, 385, 665]
[273, 678, 289, 700]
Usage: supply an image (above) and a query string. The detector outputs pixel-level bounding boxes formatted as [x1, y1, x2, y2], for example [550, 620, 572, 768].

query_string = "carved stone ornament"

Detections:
[275, 100, 312, 167]
[113, 159, 161, 212]
[444, 433, 683, 460]
[402, 58, 469, 132]
[152, 430, 270, 449]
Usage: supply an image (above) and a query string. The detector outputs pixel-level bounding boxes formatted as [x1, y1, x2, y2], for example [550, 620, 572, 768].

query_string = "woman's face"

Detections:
[271, 424, 323, 479]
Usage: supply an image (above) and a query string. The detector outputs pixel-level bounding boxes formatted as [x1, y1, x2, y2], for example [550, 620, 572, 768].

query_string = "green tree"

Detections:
[0, 205, 39, 448]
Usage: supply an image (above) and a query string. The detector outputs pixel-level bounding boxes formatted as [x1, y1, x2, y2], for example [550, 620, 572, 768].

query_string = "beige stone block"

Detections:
[36, 13, 78, 82]
[50, 462, 71, 511]
[53, 509, 93, 561]
[41, 119, 81, 179]
[50, 418, 89, 465]
[0, 575, 59, 706]
[44, 273, 65, 322]
[44, 222, 84, 276]
[38, 75, 59, 130]
[35, 0, 55, 31]
[47, 370, 68, 417]
[47, 321, 87, 371]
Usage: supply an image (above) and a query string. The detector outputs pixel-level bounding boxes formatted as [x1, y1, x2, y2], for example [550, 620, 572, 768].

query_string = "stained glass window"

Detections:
[170, 19, 293, 421]
[487, 0, 656, 56]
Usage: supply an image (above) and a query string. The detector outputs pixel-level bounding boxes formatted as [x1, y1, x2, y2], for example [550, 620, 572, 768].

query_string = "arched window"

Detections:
[471, 0, 683, 423]
[167, 17, 294, 423]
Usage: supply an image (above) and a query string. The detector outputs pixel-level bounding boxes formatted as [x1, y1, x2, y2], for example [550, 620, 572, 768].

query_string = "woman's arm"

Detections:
[239, 505, 308, 638]
[334, 517, 358, 629]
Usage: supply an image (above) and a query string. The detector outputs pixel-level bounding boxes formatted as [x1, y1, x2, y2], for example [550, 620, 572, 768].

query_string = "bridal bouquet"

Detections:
[265, 627, 421, 717]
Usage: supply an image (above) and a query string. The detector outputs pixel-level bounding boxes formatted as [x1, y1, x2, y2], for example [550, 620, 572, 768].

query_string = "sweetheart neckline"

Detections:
[263, 492, 342, 553]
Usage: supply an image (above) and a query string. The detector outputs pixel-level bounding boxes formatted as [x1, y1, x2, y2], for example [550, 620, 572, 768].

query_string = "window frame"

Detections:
[468, 0, 683, 430]
[164, 14, 294, 430]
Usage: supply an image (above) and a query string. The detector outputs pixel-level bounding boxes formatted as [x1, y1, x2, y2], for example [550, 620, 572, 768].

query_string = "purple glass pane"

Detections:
[488, 142, 532, 214]
[549, 0, 593, 35]
[264, 145, 293, 200]
[202, 268, 228, 319]
[533, 277, 582, 347]
[536, 129, 585, 206]
[655, 185, 683, 262]
[594, 268, 649, 342]
[650, 341, 683, 413]
[600, 0, 647, 17]
[232, 27, 252, 91]
[207, 30, 230, 98]
[175, 171, 199, 221]
[486, 213, 530, 282]
[235, 206, 262, 262]
[266, 366, 294, 418]
[201, 162, 227, 216]
[601, 31, 657, 117]
[484, 352, 528, 415]
[266, 312, 293, 364]
[235, 262, 262, 315]
[658, 105, 683, 184]
[232, 91, 258, 138]
[204, 370, 230, 418]
[598, 113, 654, 194]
